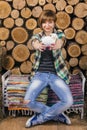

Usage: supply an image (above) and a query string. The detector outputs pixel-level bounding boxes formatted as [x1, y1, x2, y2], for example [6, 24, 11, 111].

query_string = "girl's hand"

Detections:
[32, 40, 46, 51]
[50, 39, 63, 50]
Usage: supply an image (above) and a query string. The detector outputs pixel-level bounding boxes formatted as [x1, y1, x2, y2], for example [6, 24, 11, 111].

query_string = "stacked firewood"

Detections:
[0, 45, 3, 118]
[0, 0, 87, 75]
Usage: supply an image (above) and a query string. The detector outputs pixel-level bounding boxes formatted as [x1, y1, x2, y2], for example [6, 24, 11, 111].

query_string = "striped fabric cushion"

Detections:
[47, 73, 84, 108]
[7, 75, 48, 110]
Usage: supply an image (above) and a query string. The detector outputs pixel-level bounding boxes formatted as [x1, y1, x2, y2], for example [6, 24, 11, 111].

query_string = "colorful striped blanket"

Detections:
[6, 73, 84, 118]
[47, 74, 84, 107]
[7, 75, 48, 111]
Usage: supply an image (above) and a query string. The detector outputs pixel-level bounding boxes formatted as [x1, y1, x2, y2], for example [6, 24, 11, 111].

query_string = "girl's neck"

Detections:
[44, 31, 52, 36]
[44, 29, 54, 36]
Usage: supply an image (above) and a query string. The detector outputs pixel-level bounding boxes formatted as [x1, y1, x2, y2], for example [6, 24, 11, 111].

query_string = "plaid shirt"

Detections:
[30, 30, 70, 84]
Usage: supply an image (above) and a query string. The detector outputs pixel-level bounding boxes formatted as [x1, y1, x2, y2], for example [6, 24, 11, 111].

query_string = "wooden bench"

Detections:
[2, 70, 85, 119]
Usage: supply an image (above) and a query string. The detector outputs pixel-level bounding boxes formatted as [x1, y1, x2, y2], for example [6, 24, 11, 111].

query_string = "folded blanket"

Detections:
[7, 75, 48, 109]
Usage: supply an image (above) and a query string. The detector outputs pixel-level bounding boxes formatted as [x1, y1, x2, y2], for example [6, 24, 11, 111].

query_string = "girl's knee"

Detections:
[23, 100, 31, 105]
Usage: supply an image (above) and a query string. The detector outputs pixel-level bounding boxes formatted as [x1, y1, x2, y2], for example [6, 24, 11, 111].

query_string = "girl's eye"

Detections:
[49, 21, 53, 23]
[44, 21, 53, 24]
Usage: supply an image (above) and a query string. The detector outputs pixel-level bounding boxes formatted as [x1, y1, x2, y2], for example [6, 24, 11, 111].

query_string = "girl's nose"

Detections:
[45, 22, 50, 27]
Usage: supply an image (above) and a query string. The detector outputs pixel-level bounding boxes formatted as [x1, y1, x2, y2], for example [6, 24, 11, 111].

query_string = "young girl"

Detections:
[24, 10, 73, 128]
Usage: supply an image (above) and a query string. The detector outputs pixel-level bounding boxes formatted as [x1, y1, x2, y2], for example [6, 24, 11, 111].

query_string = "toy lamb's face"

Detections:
[41, 33, 58, 47]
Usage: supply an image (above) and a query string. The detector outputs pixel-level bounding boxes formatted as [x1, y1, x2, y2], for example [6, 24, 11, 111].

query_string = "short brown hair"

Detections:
[38, 10, 57, 27]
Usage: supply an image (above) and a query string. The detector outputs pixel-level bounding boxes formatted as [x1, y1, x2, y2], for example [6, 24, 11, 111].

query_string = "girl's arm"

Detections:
[50, 37, 65, 50]
[32, 39, 46, 51]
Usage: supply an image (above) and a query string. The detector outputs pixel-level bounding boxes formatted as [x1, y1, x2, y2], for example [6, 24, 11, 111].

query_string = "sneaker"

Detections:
[54, 113, 71, 125]
[25, 114, 37, 128]
[25, 114, 42, 128]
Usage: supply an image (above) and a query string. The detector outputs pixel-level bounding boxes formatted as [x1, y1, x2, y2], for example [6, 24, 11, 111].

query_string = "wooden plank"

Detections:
[39, 121, 58, 130]
[0, 117, 87, 130]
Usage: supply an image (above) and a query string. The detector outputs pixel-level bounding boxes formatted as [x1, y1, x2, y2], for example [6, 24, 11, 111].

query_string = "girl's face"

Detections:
[41, 20, 55, 35]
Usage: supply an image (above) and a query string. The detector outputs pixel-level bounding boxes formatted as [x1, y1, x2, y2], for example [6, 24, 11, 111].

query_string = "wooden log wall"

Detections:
[0, 0, 87, 76]
[0, 45, 3, 118]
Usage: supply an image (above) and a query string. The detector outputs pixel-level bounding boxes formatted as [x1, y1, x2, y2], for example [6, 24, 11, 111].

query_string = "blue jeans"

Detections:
[24, 72, 73, 122]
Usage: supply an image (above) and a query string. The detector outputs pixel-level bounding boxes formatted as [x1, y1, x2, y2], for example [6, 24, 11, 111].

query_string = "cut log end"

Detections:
[75, 30, 87, 45]
[64, 27, 76, 39]
[56, 12, 70, 29]
[20, 61, 32, 74]
[68, 43, 81, 57]
[79, 56, 87, 70]
[69, 58, 78, 67]
[2, 55, 15, 70]
[12, 44, 30, 62]
[11, 67, 21, 75]
[11, 27, 28, 43]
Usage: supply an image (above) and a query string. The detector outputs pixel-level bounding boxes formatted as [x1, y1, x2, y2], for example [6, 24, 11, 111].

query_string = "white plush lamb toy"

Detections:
[41, 33, 58, 46]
